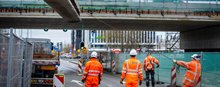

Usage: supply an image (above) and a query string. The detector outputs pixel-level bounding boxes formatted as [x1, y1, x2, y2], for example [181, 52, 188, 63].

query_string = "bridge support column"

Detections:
[180, 28, 220, 52]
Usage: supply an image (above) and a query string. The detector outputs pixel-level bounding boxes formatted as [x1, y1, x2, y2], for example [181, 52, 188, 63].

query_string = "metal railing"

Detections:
[0, 0, 220, 17]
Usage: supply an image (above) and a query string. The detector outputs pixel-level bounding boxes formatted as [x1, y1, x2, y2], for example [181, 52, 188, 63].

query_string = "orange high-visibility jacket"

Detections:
[82, 58, 103, 87]
[177, 60, 201, 87]
[144, 55, 159, 71]
[121, 57, 143, 87]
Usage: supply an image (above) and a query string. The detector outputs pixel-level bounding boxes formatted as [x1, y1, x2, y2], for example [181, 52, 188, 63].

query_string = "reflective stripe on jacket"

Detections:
[121, 57, 143, 82]
[177, 60, 201, 87]
[144, 55, 159, 71]
[82, 58, 103, 87]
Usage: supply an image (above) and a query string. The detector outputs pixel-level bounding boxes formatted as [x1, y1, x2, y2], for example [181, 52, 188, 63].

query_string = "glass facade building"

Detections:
[83, 30, 157, 51]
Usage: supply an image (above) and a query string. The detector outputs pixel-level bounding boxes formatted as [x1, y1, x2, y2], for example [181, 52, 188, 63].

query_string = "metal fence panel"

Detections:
[8, 30, 24, 87]
[22, 40, 33, 87]
[1, 29, 30, 87]
[201, 52, 220, 87]
[114, 52, 220, 87]
[0, 33, 10, 87]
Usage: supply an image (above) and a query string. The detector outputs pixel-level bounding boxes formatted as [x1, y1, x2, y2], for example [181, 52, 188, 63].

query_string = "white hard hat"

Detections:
[129, 49, 137, 56]
[91, 51, 98, 58]
[191, 54, 201, 60]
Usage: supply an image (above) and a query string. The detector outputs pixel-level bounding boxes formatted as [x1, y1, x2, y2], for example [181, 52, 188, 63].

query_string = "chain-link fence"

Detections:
[0, 29, 33, 87]
[112, 52, 220, 87]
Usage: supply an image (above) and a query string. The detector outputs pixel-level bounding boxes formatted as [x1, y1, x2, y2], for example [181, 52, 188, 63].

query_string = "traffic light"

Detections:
[63, 29, 68, 32]
[44, 28, 48, 32]
[51, 42, 54, 50]
[80, 42, 84, 48]
[82, 47, 87, 54]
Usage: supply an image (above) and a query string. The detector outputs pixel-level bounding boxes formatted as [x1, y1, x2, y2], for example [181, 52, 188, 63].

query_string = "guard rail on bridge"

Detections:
[0, 7, 220, 18]
[0, 0, 220, 18]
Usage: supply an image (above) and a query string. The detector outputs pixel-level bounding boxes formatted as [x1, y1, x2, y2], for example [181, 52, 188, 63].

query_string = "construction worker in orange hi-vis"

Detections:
[144, 53, 159, 87]
[120, 49, 143, 87]
[81, 51, 103, 87]
[173, 54, 201, 87]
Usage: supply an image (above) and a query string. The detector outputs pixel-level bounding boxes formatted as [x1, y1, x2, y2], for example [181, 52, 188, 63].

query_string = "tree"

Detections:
[63, 43, 71, 53]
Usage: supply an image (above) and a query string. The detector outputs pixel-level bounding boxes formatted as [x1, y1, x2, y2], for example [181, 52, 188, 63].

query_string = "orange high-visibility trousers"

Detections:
[121, 57, 143, 87]
[85, 76, 99, 87]
[125, 79, 139, 87]
[82, 58, 103, 87]
[182, 84, 193, 87]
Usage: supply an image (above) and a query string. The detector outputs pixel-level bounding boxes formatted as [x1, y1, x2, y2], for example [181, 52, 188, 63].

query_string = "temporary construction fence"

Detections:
[0, 30, 10, 87]
[0, 29, 33, 87]
[22, 39, 33, 87]
[112, 52, 220, 87]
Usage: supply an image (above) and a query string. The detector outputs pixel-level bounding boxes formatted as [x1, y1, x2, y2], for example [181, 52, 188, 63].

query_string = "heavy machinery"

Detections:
[27, 38, 58, 87]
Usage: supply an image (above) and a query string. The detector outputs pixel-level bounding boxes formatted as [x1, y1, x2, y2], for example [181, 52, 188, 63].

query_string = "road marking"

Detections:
[106, 84, 113, 87]
[77, 73, 82, 76]
[123, 81, 126, 84]
[71, 80, 83, 86]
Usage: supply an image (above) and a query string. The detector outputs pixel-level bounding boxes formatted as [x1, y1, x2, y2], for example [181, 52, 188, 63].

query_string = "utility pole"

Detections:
[106, 30, 109, 70]
[57, 42, 61, 66]
[106, 30, 108, 52]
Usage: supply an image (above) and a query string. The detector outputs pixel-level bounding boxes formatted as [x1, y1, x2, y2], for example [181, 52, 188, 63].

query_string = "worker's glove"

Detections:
[81, 79, 85, 83]
[120, 79, 124, 84]
[173, 60, 177, 63]
[139, 81, 142, 86]
[156, 65, 160, 68]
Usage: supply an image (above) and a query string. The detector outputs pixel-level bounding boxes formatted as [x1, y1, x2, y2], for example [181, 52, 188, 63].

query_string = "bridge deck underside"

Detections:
[0, 16, 220, 32]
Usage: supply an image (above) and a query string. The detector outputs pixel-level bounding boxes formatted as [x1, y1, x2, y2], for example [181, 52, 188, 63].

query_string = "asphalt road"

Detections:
[64, 72, 168, 87]
[61, 58, 168, 87]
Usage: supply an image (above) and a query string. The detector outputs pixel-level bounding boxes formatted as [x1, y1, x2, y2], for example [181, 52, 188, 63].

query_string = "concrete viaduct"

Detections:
[0, 0, 220, 52]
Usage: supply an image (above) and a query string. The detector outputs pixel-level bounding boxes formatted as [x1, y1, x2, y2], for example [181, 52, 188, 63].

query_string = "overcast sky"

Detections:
[15, 29, 72, 44]
[14, 29, 165, 45]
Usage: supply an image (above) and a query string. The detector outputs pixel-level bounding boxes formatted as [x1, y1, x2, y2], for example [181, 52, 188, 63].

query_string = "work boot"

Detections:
[146, 80, 150, 87]
[152, 81, 155, 87]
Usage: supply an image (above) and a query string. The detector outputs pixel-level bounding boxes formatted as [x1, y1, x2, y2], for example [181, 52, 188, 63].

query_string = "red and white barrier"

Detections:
[111, 49, 121, 54]
[112, 60, 116, 73]
[68, 60, 83, 75]
[171, 65, 177, 86]
[53, 74, 65, 87]
[77, 60, 83, 75]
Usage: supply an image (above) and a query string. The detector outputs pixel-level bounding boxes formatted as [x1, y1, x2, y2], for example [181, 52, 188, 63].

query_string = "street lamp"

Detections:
[63, 29, 68, 32]
[44, 28, 49, 32]
[57, 42, 62, 66]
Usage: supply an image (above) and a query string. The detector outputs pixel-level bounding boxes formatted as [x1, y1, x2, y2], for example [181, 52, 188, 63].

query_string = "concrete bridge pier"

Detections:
[180, 28, 220, 52]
